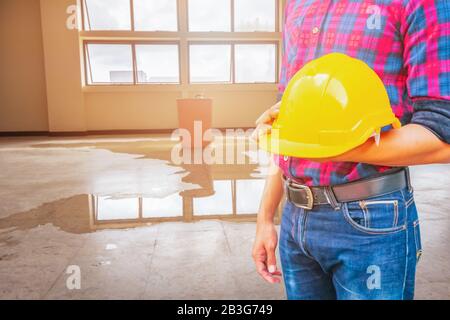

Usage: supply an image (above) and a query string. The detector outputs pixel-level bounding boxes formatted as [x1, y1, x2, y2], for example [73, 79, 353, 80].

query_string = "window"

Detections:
[85, 43, 180, 85]
[189, 44, 232, 83]
[188, 0, 231, 32]
[188, 0, 276, 32]
[86, 44, 134, 84]
[134, 0, 178, 31]
[83, 0, 131, 31]
[188, 42, 277, 84]
[136, 44, 180, 83]
[235, 44, 277, 83]
[81, 0, 280, 86]
[234, 0, 276, 32]
[83, 0, 178, 31]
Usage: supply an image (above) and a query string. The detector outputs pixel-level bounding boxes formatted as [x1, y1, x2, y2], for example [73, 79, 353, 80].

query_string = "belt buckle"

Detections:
[288, 183, 314, 210]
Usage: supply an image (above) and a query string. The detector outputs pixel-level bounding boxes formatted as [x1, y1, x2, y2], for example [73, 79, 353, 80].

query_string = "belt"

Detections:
[284, 168, 412, 211]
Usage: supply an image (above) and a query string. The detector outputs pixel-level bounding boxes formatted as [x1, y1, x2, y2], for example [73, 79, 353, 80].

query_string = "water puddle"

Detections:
[0, 136, 280, 239]
[0, 176, 281, 236]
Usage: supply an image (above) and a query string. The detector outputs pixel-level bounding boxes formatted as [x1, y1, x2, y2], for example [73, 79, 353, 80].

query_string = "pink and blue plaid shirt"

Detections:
[276, 0, 450, 186]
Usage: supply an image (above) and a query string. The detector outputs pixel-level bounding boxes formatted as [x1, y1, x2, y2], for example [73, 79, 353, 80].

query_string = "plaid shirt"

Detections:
[276, 0, 450, 186]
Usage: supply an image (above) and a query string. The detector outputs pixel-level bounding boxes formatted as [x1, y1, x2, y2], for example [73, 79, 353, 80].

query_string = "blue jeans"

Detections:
[279, 187, 422, 300]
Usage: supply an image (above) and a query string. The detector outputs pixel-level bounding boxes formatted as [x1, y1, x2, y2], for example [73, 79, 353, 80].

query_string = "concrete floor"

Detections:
[0, 135, 448, 300]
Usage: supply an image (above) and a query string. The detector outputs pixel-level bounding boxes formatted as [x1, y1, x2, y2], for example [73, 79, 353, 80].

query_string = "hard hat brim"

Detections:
[259, 118, 401, 159]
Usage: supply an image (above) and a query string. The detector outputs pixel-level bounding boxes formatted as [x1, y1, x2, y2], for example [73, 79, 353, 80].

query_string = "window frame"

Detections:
[84, 40, 182, 85]
[80, 0, 282, 87]
[133, 0, 181, 32]
[188, 42, 233, 84]
[233, 0, 279, 32]
[82, 0, 181, 32]
[188, 41, 279, 85]
[186, 0, 280, 33]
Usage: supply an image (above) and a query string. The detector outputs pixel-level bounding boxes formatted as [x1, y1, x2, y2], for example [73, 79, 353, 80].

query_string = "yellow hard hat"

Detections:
[260, 53, 401, 158]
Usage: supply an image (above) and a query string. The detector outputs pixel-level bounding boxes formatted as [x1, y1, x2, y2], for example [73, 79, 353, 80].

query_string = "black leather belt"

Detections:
[284, 167, 412, 210]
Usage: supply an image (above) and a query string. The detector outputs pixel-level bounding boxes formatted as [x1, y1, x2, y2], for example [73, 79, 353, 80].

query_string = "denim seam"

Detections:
[294, 210, 333, 276]
[290, 204, 296, 242]
[395, 201, 400, 227]
[333, 275, 362, 298]
[301, 212, 315, 260]
[405, 197, 415, 208]
[360, 204, 370, 228]
[400, 189, 407, 227]
[402, 188, 415, 209]
[297, 209, 303, 254]
[401, 205, 409, 300]
[413, 220, 423, 263]
[341, 204, 407, 235]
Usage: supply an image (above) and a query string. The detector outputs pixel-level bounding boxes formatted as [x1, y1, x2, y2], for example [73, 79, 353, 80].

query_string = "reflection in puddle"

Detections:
[96, 197, 140, 221]
[92, 178, 279, 229]
[143, 194, 183, 218]
[193, 181, 234, 216]
[0, 177, 282, 236]
[0, 135, 282, 238]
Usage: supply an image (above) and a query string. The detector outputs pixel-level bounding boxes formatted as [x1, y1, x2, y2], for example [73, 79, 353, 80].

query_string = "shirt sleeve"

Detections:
[410, 99, 450, 143]
[402, 0, 450, 142]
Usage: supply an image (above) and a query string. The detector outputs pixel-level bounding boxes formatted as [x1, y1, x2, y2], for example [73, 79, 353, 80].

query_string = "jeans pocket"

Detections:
[342, 193, 407, 235]
[413, 220, 423, 263]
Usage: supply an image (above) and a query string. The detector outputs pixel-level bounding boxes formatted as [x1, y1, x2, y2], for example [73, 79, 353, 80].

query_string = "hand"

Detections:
[252, 222, 282, 284]
[251, 102, 281, 142]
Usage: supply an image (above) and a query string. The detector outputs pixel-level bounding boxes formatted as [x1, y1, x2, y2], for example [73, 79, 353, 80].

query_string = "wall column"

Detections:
[40, 0, 86, 133]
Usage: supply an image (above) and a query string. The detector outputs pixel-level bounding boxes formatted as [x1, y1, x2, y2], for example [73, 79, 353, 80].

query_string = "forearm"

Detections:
[257, 163, 284, 224]
[337, 124, 450, 166]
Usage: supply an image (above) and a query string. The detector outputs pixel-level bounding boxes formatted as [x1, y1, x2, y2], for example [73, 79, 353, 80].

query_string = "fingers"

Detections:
[268, 104, 280, 119]
[253, 247, 282, 284]
[255, 103, 281, 126]
[255, 260, 282, 284]
[251, 124, 272, 143]
[255, 112, 273, 126]
[260, 108, 279, 125]
[252, 102, 281, 143]
[266, 246, 279, 276]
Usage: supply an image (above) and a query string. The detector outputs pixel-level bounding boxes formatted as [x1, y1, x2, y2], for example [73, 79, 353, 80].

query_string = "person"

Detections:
[252, 0, 450, 300]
